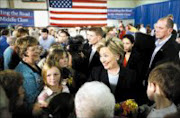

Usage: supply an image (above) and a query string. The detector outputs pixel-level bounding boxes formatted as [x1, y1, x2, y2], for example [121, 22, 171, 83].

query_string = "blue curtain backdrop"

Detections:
[134, 0, 180, 29]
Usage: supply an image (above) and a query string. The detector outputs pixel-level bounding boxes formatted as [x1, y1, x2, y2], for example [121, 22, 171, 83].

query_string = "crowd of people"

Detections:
[0, 15, 180, 118]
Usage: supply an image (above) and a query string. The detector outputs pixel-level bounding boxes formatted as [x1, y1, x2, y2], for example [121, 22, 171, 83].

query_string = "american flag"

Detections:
[48, 0, 107, 27]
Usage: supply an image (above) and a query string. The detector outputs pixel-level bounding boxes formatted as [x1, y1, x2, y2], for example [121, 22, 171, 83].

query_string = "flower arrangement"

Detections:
[67, 76, 73, 85]
[115, 99, 138, 118]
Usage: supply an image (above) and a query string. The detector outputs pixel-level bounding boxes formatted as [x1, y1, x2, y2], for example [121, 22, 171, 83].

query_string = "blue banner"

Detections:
[0, 8, 34, 27]
[108, 8, 134, 20]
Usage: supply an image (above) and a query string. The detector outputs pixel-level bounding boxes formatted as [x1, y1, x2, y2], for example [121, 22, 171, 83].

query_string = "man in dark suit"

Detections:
[135, 17, 179, 84]
[148, 17, 179, 71]
[72, 27, 104, 90]
[133, 17, 179, 105]
[82, 27, 104, 77]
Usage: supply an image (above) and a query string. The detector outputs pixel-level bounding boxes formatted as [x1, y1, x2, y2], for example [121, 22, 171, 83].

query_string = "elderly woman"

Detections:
[89, 38, 138, 103]
[14, 36, 43, 109]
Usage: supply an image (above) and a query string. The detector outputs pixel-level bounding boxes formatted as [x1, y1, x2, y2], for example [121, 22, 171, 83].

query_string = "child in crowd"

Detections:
[46, 49, 74, 86]
[33, 62, 69, 116]
[145, 63, 179, 118]
[37, 44, 63, 69]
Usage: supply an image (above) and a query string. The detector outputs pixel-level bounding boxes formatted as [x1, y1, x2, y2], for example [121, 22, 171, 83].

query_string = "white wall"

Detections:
[0, 0, 9, 8]
[13, 1, 47, 9]
[34, 11, 48, 27]
[135, 0, 169, 7]
[108, 0, 136, 8]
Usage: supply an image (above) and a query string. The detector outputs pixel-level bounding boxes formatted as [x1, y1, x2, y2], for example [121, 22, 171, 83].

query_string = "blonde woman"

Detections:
[89, 38, 138, 103]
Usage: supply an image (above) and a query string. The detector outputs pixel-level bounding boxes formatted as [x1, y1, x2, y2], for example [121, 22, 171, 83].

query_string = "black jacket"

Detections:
[134, 33, 179, 80]
[82, 43, 102, 77]
[149, 35, 179, 71]
[89, 65, 139, 103]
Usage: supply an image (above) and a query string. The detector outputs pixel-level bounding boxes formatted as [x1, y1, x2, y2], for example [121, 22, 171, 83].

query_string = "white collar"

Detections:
[155, 35, 171, 46]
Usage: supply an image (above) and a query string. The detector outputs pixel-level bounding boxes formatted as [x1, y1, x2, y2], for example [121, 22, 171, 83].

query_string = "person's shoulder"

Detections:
[48, 35, 55, 40]
[38, 36, 43, 40]
[121, 65, 135, 74]
[167, 36, 179, 49]
[15, 61, 23, 69]
[62, 85, 70, 93]
[168, 103, 177, 112]
[135, 32, 154, 41]
[92, 65, 105, 72]
[4, 47, 13, 54]
[83, 42, 90, 48]
[149, 103, 177, 113]
[15, 61, 31, 72]
[0, 35, 6, 40]
[38, 36, 44, 43]
[120, 66, 137, 83]
[41, 86, 53, 96]
[147, 103, 177, 118]
[0, 37, 8, 45]
[90, 66, 106, 80]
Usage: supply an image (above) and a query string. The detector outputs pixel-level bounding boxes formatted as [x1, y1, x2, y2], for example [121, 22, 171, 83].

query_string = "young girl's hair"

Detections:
[46, 49, 68, 68]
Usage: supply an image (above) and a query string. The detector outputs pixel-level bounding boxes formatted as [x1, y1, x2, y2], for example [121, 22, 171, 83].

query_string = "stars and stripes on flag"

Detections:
[48, 0, 107, 27]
